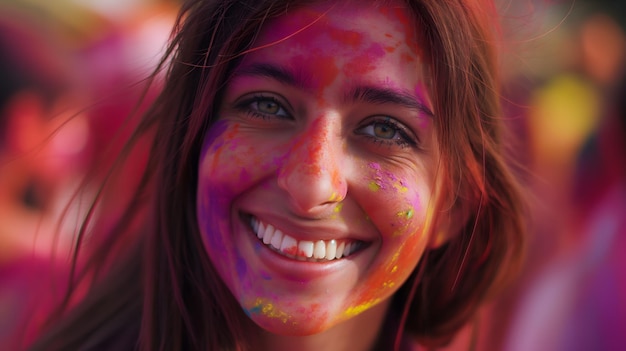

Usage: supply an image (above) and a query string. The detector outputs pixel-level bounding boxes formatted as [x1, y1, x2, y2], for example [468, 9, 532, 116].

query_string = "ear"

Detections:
[3, 91, 47, 153]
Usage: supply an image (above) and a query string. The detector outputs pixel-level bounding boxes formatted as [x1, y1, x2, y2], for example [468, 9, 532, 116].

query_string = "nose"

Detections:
[277, 117, 347, 217]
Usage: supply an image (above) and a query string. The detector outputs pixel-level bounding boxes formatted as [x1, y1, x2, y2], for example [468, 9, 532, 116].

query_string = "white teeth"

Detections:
[298, 241, 314, 258]
[256, 221, 264, 239]
[313, 240, 326, 259]
[249, 217, 361, 261]
[270, 229, 284, 250]
[280, 234, 297, 253]
[336, 241, 345, 259]
[326, 240, 337, 260]
[262, 224, 274, 245]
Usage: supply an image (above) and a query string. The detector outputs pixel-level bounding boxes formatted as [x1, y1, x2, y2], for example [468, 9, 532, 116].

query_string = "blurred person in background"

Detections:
[437, 2, 626, 350]
[0, 1, 175, 349]
[0, 6, 94, 350]
[500, 3, 626, 351]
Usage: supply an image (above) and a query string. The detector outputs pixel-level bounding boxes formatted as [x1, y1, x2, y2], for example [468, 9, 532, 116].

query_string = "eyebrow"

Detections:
[234, 62, 310, 90]
[233, 62, 434, 117]
[348, 86, 434, 117]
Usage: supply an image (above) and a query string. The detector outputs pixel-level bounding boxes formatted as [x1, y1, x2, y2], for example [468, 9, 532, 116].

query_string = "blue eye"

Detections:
[356, 117, 418, 148]
[236, 94, 291, 119]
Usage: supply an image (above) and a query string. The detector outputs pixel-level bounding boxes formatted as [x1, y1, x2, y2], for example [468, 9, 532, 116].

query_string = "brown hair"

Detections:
[28, 0, 524, 350]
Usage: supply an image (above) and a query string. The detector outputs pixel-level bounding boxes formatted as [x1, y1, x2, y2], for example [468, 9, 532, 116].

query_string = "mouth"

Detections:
[246, 215, 366, 262]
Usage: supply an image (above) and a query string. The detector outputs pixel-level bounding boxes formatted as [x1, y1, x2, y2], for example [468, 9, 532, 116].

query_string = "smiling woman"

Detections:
[198, 3, 438, 340]
[27, 1, 525, 351]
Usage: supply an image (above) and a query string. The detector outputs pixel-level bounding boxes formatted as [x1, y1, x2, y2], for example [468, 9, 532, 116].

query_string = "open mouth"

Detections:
[246, 215, 365, 262]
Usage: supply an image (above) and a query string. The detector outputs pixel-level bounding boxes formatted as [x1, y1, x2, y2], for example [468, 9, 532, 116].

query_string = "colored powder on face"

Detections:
[209, 123, 240, 173]
[368, 181, 381, 192]
[303, 116, 328, 174]
[400, 52, 415, 64]
[368, 162, 382, 171]
[260, 270, 272, 280]
[236, 257, 247, 278]
[307, 53, 339, 91]
[259, 7, 324, 46]
[279, 119, 324, 179]
[393, 181, 408, 193]
[343, 43, 386, 77]
[330, 167, 344, 197]
[393, 223, 413, 237]
[202, 120, 229, 155]
[379, 6, 424, 59]
[389, 252, 401, 269]
[198, 196, 227, 249]
[389, 7, 410, 26]
[367, 163, 384, 191]
[364, 43, 386, 60]
[253, 241, 263, 253]
[333, 202, 344, 213]
[343, 298, 381, 318]
[238, 168, 252, 183]
[397, 208, 414, 219]
[391, 208, 416, 236]
[249, 298, 292, 324]
[382, 280, 396, 289]
[414, 84, 433, 127]
[328, 27, 364, 47]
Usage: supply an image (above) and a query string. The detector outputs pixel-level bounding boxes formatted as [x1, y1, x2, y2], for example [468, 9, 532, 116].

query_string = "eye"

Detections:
[355, 117, 418, 148]
[235, 93, 292, 120]
[371, 121, 396, 139]
[256, 99, 281, 114]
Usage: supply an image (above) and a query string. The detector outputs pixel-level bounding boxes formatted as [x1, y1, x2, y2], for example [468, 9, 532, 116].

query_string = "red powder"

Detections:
[210, 123, 240, 172]
[328, 28, 364, 47]
[343, 43, 385, 77]
[400, 52, 415, 64]
[309, 54, 339, 91]
[282, 246, 299, 256]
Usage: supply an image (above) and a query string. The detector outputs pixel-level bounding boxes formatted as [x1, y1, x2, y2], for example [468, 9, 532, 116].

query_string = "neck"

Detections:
[253, 299, 392, 351]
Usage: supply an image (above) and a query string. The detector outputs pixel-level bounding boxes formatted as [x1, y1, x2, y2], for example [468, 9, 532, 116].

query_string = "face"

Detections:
[197, 1, 440, 335]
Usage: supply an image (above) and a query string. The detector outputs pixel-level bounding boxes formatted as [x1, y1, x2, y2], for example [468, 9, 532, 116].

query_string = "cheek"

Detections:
[198, 121, 280, 195]
[364, 162, 429, 238]
[197, 122, 278, 257]
[343, 163, 432, 314]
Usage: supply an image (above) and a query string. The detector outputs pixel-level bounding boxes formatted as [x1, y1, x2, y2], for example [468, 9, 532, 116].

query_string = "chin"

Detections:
[242, 298, 343, 336]
[251, 314, 336, 336]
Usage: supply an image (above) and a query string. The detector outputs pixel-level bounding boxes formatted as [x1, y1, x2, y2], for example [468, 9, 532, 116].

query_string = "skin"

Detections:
[197, 1, 441, 349]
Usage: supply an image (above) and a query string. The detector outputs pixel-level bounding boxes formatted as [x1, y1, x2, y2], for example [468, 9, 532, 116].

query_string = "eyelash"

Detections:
[234, 95, 418, 148]
[355, 118, 418, 149]
[235, 94, 292, 120]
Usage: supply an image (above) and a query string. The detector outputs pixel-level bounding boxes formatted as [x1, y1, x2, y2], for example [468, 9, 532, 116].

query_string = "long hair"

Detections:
[28, 1, 525, 350]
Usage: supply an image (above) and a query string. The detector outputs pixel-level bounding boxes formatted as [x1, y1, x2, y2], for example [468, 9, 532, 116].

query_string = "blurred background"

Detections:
[0, 0, 623, 350]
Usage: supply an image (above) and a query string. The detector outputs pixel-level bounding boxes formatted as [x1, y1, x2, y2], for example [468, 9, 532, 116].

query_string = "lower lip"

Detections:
[239, 216, 363, 281]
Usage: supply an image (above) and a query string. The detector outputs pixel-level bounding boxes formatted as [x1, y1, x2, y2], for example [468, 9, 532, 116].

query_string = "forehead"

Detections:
[238, 1, 425, 93]
[255, 2, 417, 48]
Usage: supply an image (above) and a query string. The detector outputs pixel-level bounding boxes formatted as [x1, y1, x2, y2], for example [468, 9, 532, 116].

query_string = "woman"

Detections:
[29, 1, 525, 350]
